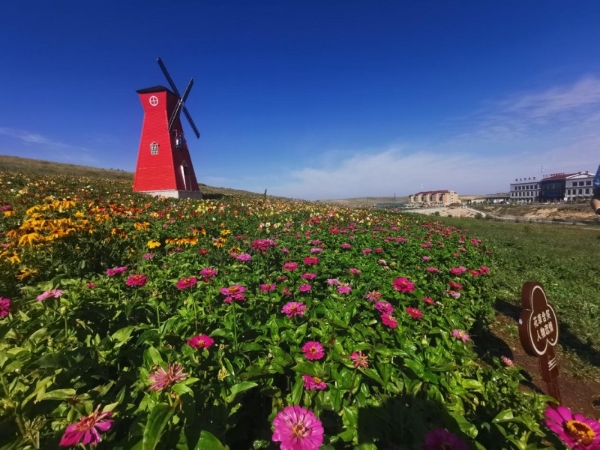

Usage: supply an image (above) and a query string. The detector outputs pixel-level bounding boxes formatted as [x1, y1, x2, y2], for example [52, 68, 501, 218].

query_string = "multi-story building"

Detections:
[408, 190, 459, 206]
[565, 171, 594, 201]
[510, 170, 595, 203]
[509, 177, 540, 203]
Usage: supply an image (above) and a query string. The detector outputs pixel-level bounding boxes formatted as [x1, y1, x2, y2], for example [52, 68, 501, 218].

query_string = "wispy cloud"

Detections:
[0, 127, 100, 165]
[265, 75, 600, 200]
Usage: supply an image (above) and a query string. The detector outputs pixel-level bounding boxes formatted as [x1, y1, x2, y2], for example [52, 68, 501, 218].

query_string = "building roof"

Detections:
[136, 85, 175, 95]
[541, 172, 577, 181]
[412, 190, 452, 195]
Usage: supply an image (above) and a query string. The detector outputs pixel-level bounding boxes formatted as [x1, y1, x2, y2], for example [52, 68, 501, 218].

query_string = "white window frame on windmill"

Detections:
[150, 142, 159, 155]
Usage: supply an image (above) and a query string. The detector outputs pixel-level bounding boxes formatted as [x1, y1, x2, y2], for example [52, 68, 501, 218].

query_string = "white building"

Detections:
[509, 177, 540, 203]
[564, 171, 594, 201]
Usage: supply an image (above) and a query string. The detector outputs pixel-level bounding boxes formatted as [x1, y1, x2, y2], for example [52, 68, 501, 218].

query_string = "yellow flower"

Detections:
[147, 240, 161, 249]
[220, 229, 232, 237]
[4, 210, 15, 217]
[134, 222, 150, 231]
[16, 267, 39, 280]
[18, 232, 42, 247]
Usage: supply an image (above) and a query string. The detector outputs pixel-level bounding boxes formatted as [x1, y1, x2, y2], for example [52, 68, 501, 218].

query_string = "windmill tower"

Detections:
[133, 58, 202, 198]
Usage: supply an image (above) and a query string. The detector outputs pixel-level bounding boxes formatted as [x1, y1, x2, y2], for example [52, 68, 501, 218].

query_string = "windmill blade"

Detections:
[182, 107, 201, 139]
[157, 57, 181, 96]
[168, 78, 194, 133]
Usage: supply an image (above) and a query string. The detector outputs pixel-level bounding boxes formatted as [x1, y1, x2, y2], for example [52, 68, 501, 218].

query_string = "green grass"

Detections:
[439, 216, 600, 379]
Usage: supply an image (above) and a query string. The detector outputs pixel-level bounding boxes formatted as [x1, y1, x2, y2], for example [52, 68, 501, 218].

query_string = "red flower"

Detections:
[303, 256, 319, 265]
[393, 277, 415, 293]
[126, 274, 148, 287]
[406, 307, 423, 319]
[380, 313, 398, 329]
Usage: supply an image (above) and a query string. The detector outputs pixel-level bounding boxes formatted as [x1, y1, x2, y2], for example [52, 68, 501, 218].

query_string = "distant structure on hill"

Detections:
[133, 58, 202, 199]
[510, 171, 594, 203]
[408, 190, 459, 206]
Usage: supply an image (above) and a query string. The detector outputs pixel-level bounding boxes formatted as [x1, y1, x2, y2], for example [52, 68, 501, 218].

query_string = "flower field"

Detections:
[0, 171, 591, 449]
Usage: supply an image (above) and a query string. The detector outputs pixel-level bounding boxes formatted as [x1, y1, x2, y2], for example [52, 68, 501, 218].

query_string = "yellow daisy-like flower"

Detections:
[147, 240, 161, 249]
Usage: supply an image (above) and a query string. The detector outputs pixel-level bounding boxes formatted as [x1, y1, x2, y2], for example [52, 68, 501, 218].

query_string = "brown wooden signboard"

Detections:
[518, 281, 561, 403]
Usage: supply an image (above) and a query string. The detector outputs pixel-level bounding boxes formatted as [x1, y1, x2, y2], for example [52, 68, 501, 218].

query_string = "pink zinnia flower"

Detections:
[362, 248, 372, 255]
[299, 283, 312, 293]
[337, 283, 352, 294]
[304, 256, 319, 265]
[452, 329, 470, 343]
[423, 296, 435, 306]
[375, 301, 394, 315]
[445, 290, 461, 299]
[380, 313, 398, 329]
[449, 267, 463, 276]
[236, 253, 252, 262]
[406, 307, 423, 319]
[283, 262, 298, 271]
[260, 283, 277, 292]
[479, 265, 490, 275]
[349, 268, 361, 275]
[302, 341, 325, 360]
[272, 406, 324, 450]
[302, 375, 327, 390]
[86, 283, 96, 289]
[421, 428, 468, 450]
[393, 277, 415, 293]
[37, 289, 64, 302]
[0, 297, 11, 318]
[177, 277, 198, 290]
[340, 243, 352, 249]
[426, 267, 441, 274]
[252, 238, 275, 252]
[126, 274, 148, 287]
[310, 247, 323, 254]
[449, 281, 463, 291]
[469, 269, 480, 276]
[422, 256, 430, 261]
[327, 278, 340, 286]
[187, 334, 215, 349]
[365, 290, 382, 302]
[59, 405, 113, 447]
[501, 356, 514, 368]
[106, 266, 127, 276]
[200, 267, 217, 278]
[301, 273, 317, 281]
[544, 405, 600, 449]
[148, 363, 188, 392]
[220, 285, 246, 296]
[143, 253, 155, 259]
[282, 302, 307, 318]
[350, 351, 369, 369]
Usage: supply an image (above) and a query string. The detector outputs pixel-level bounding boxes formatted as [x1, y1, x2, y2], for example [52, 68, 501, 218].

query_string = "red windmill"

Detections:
[133, 57, 202, 198]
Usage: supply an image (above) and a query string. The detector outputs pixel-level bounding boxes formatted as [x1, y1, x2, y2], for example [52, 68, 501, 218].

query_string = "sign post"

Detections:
[518, 281, 561, 403]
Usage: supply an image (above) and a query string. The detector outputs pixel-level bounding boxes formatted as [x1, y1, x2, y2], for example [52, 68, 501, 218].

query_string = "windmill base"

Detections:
[137, 190, 203, 200]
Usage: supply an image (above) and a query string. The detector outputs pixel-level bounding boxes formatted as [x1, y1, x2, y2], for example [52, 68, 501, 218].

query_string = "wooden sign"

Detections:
[518, 281, 561, 403]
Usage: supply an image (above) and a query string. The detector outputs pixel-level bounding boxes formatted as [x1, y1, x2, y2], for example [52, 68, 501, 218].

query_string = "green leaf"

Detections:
[493, 409, 515, 423]
[290, 376, 304, 404]
[226, 381, 258, 402]
[142, 403, 175, 450]
[194, 430, 228, 450]
[144, 347, 163, 367]
[40, 388, 76, 401]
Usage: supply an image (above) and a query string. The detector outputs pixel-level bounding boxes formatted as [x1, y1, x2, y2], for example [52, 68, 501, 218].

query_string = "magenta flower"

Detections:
[445, 290, 461, 299]
[375, 301, 394, 315]
[381, 313, 398, 329]
[365, 290, 382, 302]
[393, 277, 415, 293]
[449, 281, 463, 291]
[501, 356, 514, 368]
[310, 247, 323, 254]
[236, 253, 252, 261]
[340, 243, 352, 249]
[0, 297, 11, 317]
[362, 248, 372, 255]
[299, 284, 312, 293]
[544, 405, 600, 449]
[283, 262, 298, 271]
[301, 273, 317, 281]
[423, 296, 435, 306]
[187, 334, 215, 349]
[148, 363, 188, 392]
[199, 267, 217, 278]
[422, 256, 431, 261]
[282, 302, 307, 318]
[421, 428, 468, 450]
[106, 266, 127, 276]
[479, 265, 490, 275]
[327, 278, 340, 286]
[143, 253, 154, 259]
[220, 284, 246, 296]
[252, 238, 275, 252]
[337, 284, 352, 294]
[86, 283, 97, 289]
[272, 406, 324, 450]
[37, 289, 63, 302]
[302, 375, 327, 390]
[452, 329, 470, 343]
[126, 274, 148, 287]
[260, 283, 277, 292]
[406, 307, 423, 320]
[177, 276, 198, 290]
[426, 267, 441, 274]
[350, 351, 369, 369]
[303, 256, 319, 265]
[349, 268, 361, 275]
[59, 406, 113, 447]
[449, 267, 463, 276]
[302, 341, 325, 360]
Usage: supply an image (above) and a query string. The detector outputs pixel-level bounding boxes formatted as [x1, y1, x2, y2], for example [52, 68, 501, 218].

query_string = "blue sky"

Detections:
[1, 1, 599, 199]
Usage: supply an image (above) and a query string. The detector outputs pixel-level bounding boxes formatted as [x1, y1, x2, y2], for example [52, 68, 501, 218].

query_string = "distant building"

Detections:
[509, 171, 594, 203]
[408, 190, 459, 206]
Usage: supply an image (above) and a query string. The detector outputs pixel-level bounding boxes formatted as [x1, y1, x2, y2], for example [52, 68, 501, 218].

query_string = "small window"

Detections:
[586, 181, 592, 185]
[150, 142, 159, 155]
[586, 188, 590, 194]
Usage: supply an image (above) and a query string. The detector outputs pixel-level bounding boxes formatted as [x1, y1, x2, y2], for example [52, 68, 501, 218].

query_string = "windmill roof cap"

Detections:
[136, 85, 175, 95]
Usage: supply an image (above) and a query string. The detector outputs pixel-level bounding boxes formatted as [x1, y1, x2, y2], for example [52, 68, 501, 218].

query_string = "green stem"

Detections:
[192, 295, 198, 334]
[231, 302, 238, 353]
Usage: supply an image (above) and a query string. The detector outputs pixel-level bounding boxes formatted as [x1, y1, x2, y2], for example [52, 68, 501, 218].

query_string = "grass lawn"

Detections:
[438, 216, 600, 379]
